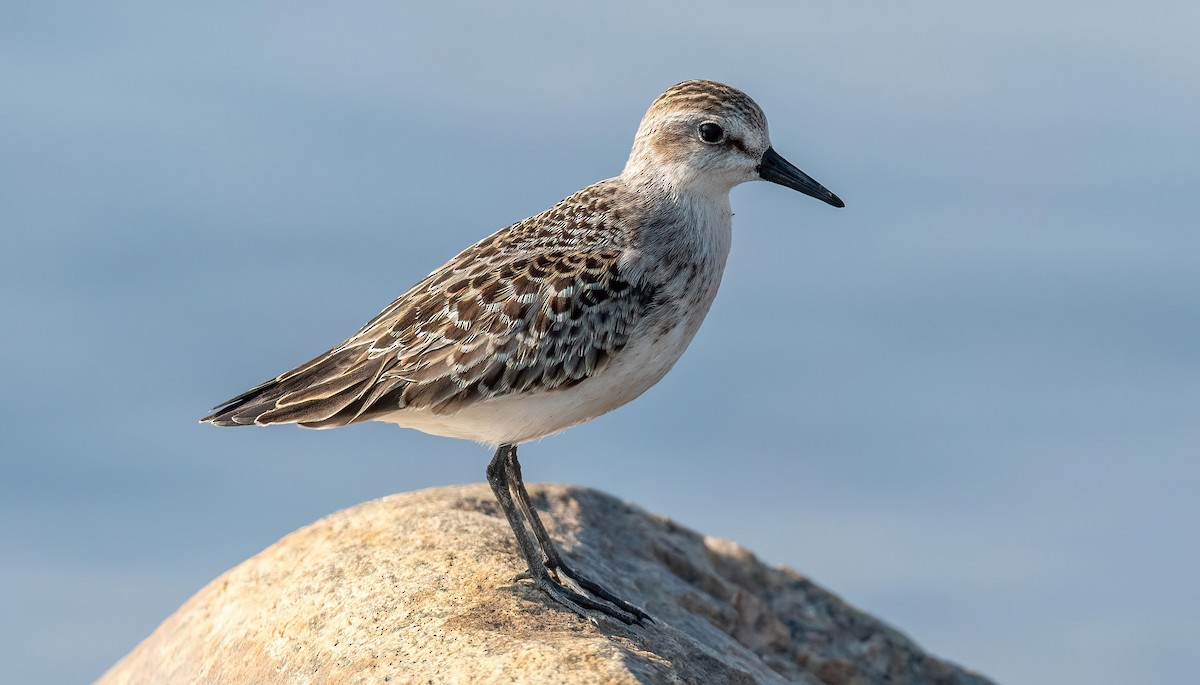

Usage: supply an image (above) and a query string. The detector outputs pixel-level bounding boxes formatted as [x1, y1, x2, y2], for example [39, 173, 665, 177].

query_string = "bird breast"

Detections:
[377, 194, 734, 447]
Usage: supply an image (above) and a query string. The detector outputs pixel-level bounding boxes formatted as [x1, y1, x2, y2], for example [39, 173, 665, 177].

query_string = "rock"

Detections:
[97, 484, 994, 685]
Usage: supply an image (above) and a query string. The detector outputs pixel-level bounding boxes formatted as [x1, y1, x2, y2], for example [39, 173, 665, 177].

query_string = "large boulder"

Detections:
[98, 484, 993, 684]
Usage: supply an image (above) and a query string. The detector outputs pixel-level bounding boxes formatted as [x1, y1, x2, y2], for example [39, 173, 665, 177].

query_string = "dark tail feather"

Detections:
[200, 349, 397, 429]
[200, 378, 290, 426]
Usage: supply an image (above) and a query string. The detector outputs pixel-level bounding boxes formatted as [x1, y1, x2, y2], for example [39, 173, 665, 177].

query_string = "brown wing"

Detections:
[200, 245, 656, 428]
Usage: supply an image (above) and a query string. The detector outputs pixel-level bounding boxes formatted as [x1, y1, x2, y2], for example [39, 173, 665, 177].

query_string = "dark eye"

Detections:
[698, 122, 724, 144]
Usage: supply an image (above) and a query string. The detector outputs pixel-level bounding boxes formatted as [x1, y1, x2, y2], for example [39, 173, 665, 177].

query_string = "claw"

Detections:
[533, 575, 638, 625]
[550, 560, 652, 623]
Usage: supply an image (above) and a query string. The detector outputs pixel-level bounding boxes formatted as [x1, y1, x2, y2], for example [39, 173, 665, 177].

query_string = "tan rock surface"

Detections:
[98, 484, 994, 685]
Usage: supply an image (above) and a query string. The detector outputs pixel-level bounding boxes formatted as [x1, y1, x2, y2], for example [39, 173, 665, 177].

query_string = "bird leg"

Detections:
[502, 447, 651, 623]
[486, 444, 646, 624]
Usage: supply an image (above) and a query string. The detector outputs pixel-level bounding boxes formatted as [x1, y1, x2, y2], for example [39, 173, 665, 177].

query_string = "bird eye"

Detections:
[698, 122, 724, 144]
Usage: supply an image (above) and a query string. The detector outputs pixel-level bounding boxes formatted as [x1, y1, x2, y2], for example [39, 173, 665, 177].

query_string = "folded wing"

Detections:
[201, 246, 655, 429]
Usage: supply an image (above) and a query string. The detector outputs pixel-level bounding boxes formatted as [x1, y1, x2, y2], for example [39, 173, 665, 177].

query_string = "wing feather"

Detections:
[386, 246, 655, 416]
[202, 184, 656, 429]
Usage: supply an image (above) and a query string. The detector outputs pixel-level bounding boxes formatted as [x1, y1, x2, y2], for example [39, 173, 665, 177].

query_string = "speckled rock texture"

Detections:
[98, 484, 994, 685]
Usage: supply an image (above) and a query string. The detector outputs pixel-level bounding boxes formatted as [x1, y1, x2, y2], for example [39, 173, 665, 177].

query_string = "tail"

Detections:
[200, 347, 405, 429]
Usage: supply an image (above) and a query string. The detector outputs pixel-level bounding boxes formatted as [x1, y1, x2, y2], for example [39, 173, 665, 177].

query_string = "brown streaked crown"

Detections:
[647, 80, 767, 131]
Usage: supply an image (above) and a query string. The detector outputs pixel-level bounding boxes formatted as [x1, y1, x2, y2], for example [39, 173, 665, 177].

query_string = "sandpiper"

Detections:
[202, 80, 844, 624]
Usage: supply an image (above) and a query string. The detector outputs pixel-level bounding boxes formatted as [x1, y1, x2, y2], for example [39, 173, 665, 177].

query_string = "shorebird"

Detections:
[202, 80, 843, 624]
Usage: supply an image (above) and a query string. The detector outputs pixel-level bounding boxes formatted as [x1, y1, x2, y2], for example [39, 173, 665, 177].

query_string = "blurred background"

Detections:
[2, 2, 1197, 682]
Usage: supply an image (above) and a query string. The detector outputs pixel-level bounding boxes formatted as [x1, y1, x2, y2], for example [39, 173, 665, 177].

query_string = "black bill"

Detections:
[757, 146, 844, 208]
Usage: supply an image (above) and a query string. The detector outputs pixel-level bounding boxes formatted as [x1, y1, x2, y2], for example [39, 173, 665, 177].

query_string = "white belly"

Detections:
[375, 310, 704, 446]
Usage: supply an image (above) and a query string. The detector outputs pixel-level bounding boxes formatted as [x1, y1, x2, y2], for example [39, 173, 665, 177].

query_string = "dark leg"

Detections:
[503, 448, 651, 623]
[486, 444, 638, 625]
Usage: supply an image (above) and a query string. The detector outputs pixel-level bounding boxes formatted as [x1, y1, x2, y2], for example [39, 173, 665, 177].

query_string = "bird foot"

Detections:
[545, 560, 652, 625]
[531, 573, 641, 626]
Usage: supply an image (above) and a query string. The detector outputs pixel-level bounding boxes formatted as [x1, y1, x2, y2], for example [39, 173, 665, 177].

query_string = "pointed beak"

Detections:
[757, 147, 844, 208]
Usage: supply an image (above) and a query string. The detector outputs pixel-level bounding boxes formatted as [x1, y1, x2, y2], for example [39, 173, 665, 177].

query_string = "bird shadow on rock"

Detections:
[441, 485, 785, 682]
[512, 486, 992, 685]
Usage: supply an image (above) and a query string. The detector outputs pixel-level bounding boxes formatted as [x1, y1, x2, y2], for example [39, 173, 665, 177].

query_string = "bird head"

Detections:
[623, 80, 843, 208]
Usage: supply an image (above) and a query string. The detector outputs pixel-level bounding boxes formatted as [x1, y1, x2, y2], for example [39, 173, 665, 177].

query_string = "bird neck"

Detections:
[619, 159, 733, 211]
[615, 172, 733, 271]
